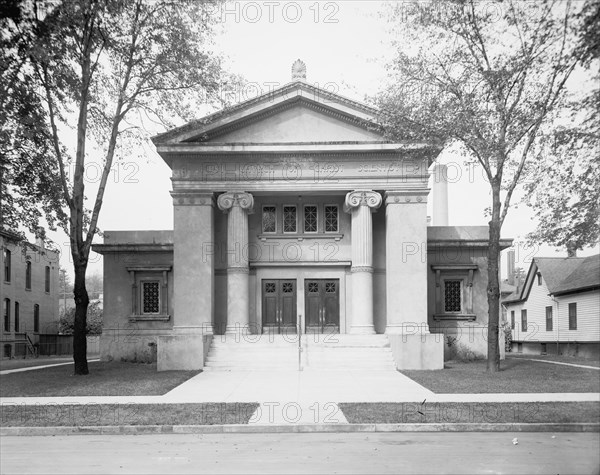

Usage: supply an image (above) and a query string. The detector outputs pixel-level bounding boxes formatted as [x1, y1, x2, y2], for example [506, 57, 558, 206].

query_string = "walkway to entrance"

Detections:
[164, 369, 435, 424]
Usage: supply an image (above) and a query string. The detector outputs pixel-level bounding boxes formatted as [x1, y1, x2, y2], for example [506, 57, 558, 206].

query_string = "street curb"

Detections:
[2, 422, 599, 436]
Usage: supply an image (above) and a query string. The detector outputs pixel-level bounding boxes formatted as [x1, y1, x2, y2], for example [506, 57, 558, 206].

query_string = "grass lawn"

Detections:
[0, 361, 198, 397]
[0, 403, 259, 427]
[0, 356, 75, 371]
[339, 402, 600, 424]
[507, 354, 600, 368]
[401, 357, 600, 393]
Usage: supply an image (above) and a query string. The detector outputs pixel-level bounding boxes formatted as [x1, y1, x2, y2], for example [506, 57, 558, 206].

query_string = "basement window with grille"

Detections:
[127, 266, 171, 322]
[431, 264, 478, 321]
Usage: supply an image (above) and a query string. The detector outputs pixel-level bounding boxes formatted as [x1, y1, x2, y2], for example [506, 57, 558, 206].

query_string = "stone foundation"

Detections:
[157, 334, 212, 371]
[387, 333, 444, 370]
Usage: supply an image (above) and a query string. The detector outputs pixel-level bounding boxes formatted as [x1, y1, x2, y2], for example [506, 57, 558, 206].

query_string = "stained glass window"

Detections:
[325, 205, 338, 233]
[283, 206, 297, 233]
[444, 280, 461, 312]
[262, 206, 276, 233]
[142, 281, 160, 314]
[304, 205, 317, 233]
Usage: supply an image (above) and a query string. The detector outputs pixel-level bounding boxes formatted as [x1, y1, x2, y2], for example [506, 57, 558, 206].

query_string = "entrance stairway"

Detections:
[203, 334, 397, 371]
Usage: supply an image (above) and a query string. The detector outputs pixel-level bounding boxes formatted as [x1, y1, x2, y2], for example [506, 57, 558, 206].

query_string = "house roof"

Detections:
[552, 254, 600, 295]
[503, 254, 600, 303]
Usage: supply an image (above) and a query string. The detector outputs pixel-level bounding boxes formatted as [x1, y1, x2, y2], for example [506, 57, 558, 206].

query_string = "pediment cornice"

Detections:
[152, 81, 380, 145]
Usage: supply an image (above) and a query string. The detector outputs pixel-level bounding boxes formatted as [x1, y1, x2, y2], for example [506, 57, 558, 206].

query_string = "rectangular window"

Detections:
[569, 303, 577, 330]
[14, 302, 19, 333]
[142, 281, 160, 314]
[304, 205, 318, 233]
[45, 266, 50, 292]
[33, 304, 39, 333]
[3, 249, 10, 282]
[25, 261, 32, 289]
[3, 298, 9, 332]
[262, 206, 276, 233]
[511, 310, 515, 330]
[283, 205, 297, 233]
[443, 280, 462, 312]
[521, 309, 527, 332]
[546, 306, 553, 331]
[537, 273, 542, 285]
[324, 205, 339, 233]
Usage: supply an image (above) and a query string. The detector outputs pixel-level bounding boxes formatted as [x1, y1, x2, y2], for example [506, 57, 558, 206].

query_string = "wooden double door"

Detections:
[262, 279, 297, 333]
[305, 279, 340, 334]
[261, 278, 340, 334]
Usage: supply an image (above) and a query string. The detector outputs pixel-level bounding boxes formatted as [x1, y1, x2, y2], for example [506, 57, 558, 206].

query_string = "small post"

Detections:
[298, 315, 303, 372]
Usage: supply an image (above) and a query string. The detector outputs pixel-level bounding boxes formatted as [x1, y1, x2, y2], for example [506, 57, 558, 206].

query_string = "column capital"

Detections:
[343, 190, 382, 213]
[171, 191, 214, 207]
[217, 191, 254, 213]
[385, 190, 429, 205]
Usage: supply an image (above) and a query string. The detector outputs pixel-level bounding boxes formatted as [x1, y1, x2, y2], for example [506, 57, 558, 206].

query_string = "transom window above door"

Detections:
[258, 204, 342, 240]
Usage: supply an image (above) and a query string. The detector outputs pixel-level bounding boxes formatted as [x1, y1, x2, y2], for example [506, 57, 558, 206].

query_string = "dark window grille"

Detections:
[142, 281, 160, 314]
[304, 206, 318, 233]
[262, 206, 276, 233]
[283, 206, 297, 233]
[444, 280, 461, 312]
[325, 206, 338, 232]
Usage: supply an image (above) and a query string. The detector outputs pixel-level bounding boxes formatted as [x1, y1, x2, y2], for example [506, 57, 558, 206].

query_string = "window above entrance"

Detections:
[258, 204, 342, 241]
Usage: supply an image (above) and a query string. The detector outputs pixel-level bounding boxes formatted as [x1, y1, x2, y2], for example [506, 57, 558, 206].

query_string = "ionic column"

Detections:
[172, 192, 215, 334]
[344, 190, 382, 334]
[385, 190, 429, 334]
[217, 192, 254, 335]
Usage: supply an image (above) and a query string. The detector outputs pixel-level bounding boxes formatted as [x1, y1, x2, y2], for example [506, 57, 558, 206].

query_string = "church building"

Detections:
[93, 62, 512, 370]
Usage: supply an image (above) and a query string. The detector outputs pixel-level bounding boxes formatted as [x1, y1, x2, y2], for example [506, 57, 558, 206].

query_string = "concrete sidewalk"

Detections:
[1, 369, 598, 407]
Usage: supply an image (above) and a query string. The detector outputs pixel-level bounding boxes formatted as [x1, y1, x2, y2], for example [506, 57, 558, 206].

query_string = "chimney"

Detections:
[507, 249, 515, 286]
[35, 226, 46, 250]
[431, 162, 449, 226]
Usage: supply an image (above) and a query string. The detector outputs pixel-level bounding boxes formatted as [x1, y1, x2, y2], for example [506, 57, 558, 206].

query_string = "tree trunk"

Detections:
[73, 261, 89, 375]
[486, 183, 502, 372]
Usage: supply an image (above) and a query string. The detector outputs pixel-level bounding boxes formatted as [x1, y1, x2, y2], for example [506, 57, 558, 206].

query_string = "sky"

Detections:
[43, 0, 598, 281]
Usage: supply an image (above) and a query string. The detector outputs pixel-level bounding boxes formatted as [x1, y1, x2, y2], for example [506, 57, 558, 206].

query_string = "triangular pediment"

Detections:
[152, 81, 385, 145]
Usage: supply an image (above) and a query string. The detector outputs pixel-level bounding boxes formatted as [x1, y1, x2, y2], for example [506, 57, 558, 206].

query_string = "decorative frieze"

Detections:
[385, 190, 429, 205]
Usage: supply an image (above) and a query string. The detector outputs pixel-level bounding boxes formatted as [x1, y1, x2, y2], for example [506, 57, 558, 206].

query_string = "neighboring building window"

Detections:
[14, 302, 19, 332]
[537, 272, 542, 285]
[142, 281, 160, 314]
[262, 206, 276, 233]
[510, 310, 515, 330]
[3, 344, 11, 358]
[521, 309, 527, 332]
[3, 249, 10, 282]
[3, 298, 9, 332]
[283, 205, 297, 233]
[545, 306, 553, 331]
[25, 261, 32, 289]
[443, 280, 462, 312]
[304, 205, 318, 233]
[45, 266, 50, 292]
[33, 304, 39, 333]
[324, 205, 339, 233]
[568, 303, 577, 330]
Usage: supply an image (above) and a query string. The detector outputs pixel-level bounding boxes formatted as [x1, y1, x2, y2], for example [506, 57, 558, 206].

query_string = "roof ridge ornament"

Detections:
[291, 59, 306, 81]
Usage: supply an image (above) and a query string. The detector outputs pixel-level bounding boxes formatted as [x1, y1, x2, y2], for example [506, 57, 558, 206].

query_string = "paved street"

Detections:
[1, 432, 598, 474]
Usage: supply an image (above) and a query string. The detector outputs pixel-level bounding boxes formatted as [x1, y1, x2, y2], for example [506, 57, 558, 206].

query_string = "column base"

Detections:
[350, 325, 376, 335]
